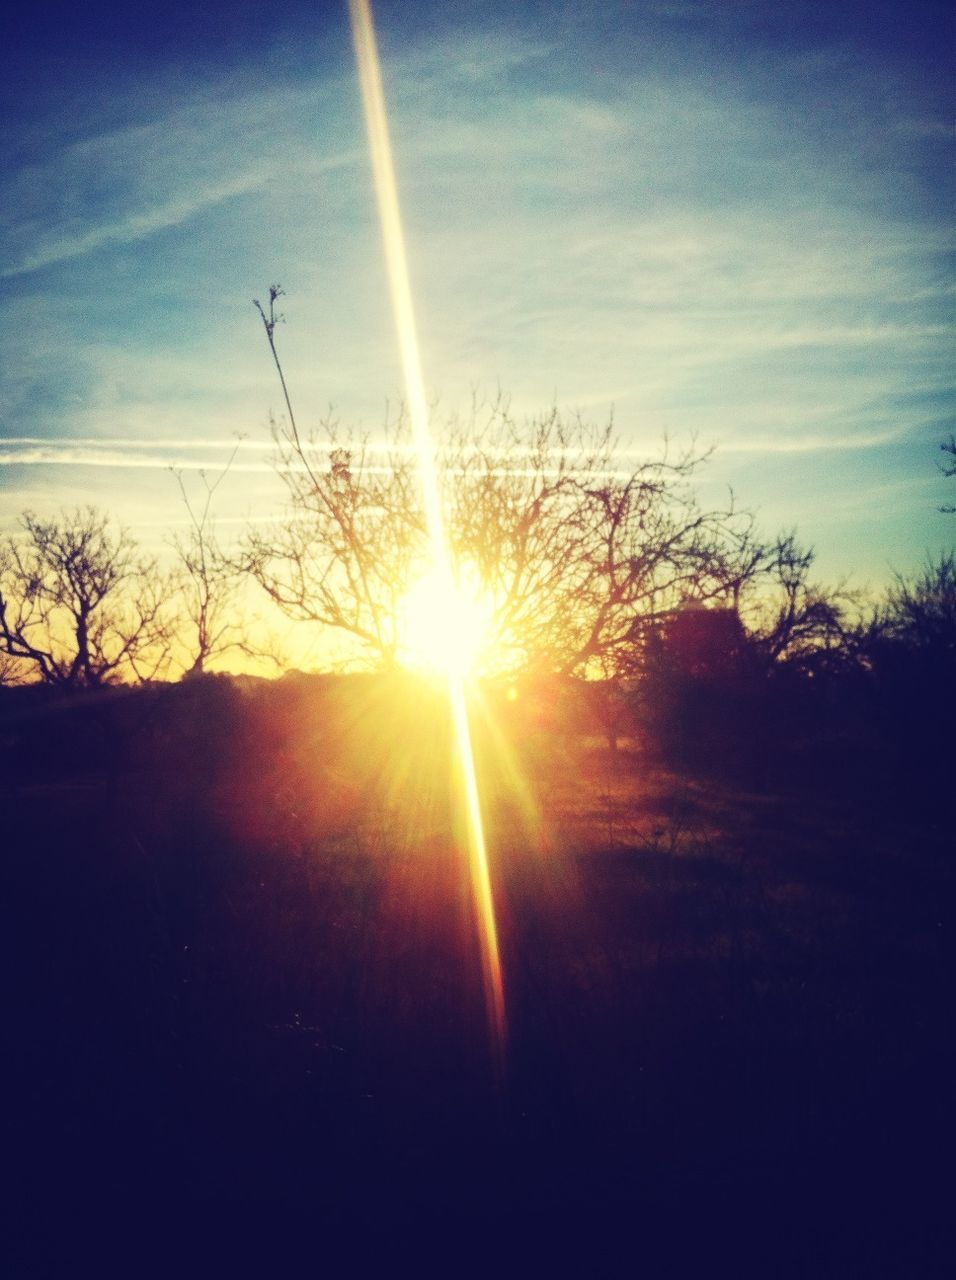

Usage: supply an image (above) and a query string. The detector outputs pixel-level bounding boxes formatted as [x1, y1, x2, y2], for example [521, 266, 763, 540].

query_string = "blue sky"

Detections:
[1, 0, 953, 589]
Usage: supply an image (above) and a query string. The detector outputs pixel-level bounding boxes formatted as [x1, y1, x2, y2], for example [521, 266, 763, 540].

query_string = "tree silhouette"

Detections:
[859, 552, 956, 787]
[169, 448, 258, 677]
[248, 288, 751, 677]
[740, 532, 856, 673]
[244, 400, 762, 676]
[0, 508, 172, 686]
[940, 435, 955, 513]
[879, 552, 956, 657]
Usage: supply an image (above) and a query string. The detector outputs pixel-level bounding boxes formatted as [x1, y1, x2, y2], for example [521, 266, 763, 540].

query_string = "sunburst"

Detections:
[348, 0, 506, 1055]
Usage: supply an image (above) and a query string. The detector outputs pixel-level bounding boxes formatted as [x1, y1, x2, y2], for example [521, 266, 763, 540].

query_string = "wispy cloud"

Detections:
[2, 172, 268, 279]
[0, 12, 951, 586]
[714, 429, 907, 455]
[389, 29, 556, 84]
[0, 75, 361, 278]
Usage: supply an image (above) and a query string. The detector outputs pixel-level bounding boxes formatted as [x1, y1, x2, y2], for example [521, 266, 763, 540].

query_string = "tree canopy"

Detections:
[0, 508, 172, 687]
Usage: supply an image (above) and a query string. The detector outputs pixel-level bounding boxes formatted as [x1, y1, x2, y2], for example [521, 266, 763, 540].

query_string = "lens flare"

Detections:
[398, 565, 494, 678]
[348, 0, 506, 1055]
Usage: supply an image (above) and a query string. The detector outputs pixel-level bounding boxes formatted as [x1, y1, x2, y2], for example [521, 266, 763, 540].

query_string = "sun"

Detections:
[398, 563, 494, 678]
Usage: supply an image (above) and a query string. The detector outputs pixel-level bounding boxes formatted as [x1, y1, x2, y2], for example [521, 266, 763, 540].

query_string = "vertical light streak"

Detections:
[348, 0, 506, 1054]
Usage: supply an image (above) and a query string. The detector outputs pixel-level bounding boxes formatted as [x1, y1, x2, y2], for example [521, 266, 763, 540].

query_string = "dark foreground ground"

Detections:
[2, 676, 953, 1273]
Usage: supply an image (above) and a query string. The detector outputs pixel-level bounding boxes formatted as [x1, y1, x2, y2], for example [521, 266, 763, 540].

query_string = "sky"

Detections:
[1, 0, 953, 595]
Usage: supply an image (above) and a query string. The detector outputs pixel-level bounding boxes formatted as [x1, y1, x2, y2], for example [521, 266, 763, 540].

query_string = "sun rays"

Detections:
[348, 0, 506, 1056]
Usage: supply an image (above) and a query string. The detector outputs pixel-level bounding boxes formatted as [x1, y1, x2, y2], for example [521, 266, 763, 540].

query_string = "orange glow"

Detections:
[348, 0, 506, 1056]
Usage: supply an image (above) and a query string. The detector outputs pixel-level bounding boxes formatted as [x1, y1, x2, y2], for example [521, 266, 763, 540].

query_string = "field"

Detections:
[3, 674, 952, 1271]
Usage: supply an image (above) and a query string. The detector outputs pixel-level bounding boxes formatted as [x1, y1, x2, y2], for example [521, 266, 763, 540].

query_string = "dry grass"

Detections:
[3, 678, 952, 1268]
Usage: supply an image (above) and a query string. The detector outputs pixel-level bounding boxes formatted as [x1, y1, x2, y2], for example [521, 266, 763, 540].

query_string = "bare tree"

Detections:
[880, 552, 956, 653]
[858, 553, 956, 781]
[734, 531, 855, 672]
[246, 287, 749, 678]
[244, 418, 426, 669]
[170, 446, 253, 677]
[442, 408, 743, 676]
[0, 508, 173, 687]
[0, 645, 25, 688]
[940, 435, 955, 514]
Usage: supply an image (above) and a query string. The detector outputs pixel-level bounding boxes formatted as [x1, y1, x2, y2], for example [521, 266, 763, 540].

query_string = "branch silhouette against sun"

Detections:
[244, 287, 784, 680]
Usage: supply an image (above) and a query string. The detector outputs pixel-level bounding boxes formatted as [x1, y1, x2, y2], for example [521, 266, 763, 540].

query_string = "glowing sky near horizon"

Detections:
[0, 0, 953, 589]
